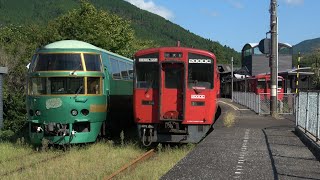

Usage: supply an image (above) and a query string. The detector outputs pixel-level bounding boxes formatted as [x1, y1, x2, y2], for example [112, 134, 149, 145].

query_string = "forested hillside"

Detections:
[0, 0, 241, 65]
[293, 37, 320, 54]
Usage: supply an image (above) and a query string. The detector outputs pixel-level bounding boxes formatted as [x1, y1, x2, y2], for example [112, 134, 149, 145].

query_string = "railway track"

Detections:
[103, 149, 156, 180]
[0, 152, 66, 177]
[0, 151, 37, 164]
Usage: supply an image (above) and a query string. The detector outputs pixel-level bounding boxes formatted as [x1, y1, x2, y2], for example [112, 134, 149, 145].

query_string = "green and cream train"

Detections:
[27, 40, 133, 145]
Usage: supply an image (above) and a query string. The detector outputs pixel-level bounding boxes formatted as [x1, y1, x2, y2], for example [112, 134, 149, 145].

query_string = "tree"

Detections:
[0, 26, 40, 132]
[46, 1, 136, 57]
[0, 1, 148, 133]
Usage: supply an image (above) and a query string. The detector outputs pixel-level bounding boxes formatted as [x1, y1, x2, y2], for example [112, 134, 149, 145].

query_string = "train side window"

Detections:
[87, 77, 100, 94]
[127, 63, 133, 79]
[110, 58, 121, 79]
[84, 54, 102, 71]
[29, 54, 37, 72]
[118, 61, 129, 80]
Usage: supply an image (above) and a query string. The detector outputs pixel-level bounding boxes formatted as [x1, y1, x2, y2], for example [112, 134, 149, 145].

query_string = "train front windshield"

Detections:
[33, 54, 83, 71]
[31, 53, 102, 72]
[188, 54, 214, 89]
[267, 79, 283, 88]
[135, 62, 159, 89]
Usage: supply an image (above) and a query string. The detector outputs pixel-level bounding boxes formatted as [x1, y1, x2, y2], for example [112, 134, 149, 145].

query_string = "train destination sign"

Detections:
[191, 95, 205, 99]
[189, 59, 211, 64]
[138, 58, 158, 62]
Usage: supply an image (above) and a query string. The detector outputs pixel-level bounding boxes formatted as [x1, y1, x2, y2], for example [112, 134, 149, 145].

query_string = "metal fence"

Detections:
[232, 92, 295, 115]
[296, 92, 320, 141]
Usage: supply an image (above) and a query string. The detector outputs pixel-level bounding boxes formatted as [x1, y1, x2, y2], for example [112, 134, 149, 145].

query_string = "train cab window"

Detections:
[110, 58, 121, 79]
[257, 79, 266, 89]
[119, 61, 129, 80]
[34, 53, 82, 71]
[84, 54, 102, 71]
[50, 77, 84, 94]
[278, 79, 283, 88]
[266, 79, 283, 88]
[188, 53, 213, 89]
[135, 62, 159, 88]
[87, 77, 100, 94]
[29, 77, 84, 95]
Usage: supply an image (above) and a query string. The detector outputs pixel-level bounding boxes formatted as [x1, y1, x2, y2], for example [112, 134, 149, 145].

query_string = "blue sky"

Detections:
[124, 0, 319, 52]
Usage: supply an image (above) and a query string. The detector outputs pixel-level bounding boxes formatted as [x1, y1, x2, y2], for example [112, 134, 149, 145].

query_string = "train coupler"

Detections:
[141, 125, 154, 146]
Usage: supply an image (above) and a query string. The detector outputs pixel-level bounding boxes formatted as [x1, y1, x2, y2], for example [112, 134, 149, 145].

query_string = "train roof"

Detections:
[40, 40, 133, 62]
[134, 46, 216, 58]
[43, 40, 100, 50]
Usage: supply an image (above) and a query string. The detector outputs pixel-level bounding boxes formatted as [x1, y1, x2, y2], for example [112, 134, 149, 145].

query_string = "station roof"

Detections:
[242, 42, 292, 52]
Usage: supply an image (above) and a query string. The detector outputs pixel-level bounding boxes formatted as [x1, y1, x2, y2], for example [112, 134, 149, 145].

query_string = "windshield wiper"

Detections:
[71, 63, 82, 75]
[74, 86, 83, 98]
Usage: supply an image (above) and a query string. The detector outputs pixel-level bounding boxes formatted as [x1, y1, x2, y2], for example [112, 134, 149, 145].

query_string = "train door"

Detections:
[160, 62, 184, 120]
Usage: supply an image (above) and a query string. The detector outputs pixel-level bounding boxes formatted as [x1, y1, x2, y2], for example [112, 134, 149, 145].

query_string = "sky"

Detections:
[124, 0, 319, 52]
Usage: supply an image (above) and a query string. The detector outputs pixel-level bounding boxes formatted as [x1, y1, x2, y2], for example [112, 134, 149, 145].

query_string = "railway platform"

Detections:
[161, 98, 320, 180]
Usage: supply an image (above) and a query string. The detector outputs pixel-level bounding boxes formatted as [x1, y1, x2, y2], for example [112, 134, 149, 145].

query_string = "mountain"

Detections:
[293, 37, 320, 54]
[0, 0, 241, 65]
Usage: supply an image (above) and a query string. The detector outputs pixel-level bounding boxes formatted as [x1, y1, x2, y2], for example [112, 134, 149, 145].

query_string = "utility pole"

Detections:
[231, 57, 234, 102]
[270, 0, 278, 117]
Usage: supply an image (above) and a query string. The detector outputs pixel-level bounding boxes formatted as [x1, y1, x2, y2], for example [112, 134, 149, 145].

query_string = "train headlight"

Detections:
[81, 109, 89, 116]
[71, 109, 78, 116]
[35, 110, 41, 116]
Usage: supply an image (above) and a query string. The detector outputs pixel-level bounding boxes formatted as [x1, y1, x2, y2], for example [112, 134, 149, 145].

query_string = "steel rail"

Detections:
[0, 153, 65, 177]
[104, 149, 155, 180]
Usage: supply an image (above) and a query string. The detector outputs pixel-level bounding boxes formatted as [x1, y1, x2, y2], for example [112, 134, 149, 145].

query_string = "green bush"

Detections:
[0, 129, 15, 141]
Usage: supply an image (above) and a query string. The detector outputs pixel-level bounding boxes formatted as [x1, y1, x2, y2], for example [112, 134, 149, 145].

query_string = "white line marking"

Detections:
[233, 129, 250, 179]
[218, 100, 249, 111]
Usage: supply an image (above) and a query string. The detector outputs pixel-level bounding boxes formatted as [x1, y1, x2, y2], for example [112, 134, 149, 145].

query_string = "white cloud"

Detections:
[225, 0, 244, 9]
[124, 0, 174, 20]
[283, 0, 304, 6]
[202, 9, 219, 17]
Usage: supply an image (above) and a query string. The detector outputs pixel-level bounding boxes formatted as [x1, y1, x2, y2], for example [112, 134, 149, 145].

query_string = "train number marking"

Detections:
[189, 59, 211, 64]
[139, 58, 158, 62]
[191, 95, 205, 99]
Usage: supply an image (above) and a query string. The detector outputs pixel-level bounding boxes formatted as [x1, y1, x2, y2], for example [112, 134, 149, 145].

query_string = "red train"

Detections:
[133, 46, 220, 146]
[234, 74, 285, 100]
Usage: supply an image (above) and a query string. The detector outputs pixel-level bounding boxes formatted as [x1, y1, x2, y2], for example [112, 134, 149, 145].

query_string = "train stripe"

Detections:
[90, 104, 107, 112]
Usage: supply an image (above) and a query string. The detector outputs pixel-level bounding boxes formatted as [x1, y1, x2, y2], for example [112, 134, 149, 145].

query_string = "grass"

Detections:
[223, 111, 236, 127]
[115, 144, 194, 180]
[0, 141, 194, 180]
[0, 142, 33, 161]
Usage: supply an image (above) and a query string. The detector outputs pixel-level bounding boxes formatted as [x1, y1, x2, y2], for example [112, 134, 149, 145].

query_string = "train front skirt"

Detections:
[137, 124, 212, 144]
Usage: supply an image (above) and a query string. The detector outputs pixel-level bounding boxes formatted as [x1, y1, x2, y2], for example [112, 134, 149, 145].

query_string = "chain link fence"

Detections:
[232, 91, 295, 115]
[296, 92, 320, 141]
